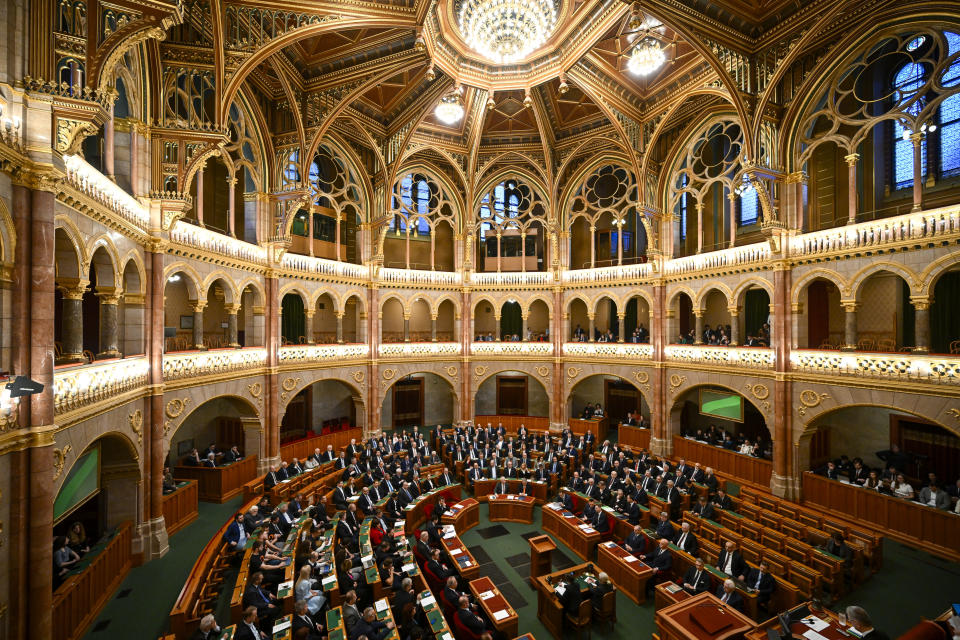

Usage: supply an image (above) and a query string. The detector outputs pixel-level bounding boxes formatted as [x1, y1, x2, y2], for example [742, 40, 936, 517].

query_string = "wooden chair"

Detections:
[877, 338, 896, 352]
[950, 340, 960, 354]
[856, 338, 875, 351]
[565, 598, 593, 640]
[592, 589, 617, 631]
[83, 349, 95, 363]
[818, 340, 836, 350]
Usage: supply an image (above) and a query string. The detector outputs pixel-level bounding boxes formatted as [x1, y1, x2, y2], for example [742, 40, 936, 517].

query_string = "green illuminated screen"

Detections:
[699, 389, 744, 422]
[54, 447, 99, 523]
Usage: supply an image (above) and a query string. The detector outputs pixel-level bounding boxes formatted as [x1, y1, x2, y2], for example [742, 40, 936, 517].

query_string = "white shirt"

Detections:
[925, 490, 939, 507]
[723, 553, 734, 575]
[894, 482, 914, 498]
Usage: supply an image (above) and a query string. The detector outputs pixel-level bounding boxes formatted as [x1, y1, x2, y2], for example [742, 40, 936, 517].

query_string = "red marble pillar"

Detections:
[367, 286, 380, 434]
[771, 266, 799, 499]
[265, 275, 280, 461]
[461, 289, 471, 422]
[651, 283, 669, 455]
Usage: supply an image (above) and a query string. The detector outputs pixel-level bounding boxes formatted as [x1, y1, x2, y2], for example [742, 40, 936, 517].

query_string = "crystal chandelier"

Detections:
[435, 92, 465, 124]
[627, 39, 665, 76]
[458, 0, 558, 64]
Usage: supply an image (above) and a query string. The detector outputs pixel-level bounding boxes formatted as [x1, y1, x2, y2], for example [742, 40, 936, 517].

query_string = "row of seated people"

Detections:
[436, 421, 598, 452]
[817, 445, 960, 513]
[685, 425, 773, 459]
[182, 443, 245, 467]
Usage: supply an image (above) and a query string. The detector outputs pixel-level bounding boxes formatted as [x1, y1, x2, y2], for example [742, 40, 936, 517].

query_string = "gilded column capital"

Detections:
[785, 171, 807, 184]
[190, 300, 207, 313]
[224, 303, 242, 314]
[57, 279, 90, 299]
[844, 152, 860, 166]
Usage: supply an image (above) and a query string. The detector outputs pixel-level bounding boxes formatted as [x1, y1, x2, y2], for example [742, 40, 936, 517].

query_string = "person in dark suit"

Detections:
[223, 445, 243, 463]
[341, 591, 361, 634]
[442, 576, 463, 610]
[242, 572, 279, 627]
[590, 573, 614, 607]
[392, 577, 416, 618]
[654, 512, 675, 541]
[352, 606, 395, 640]
[622, 494, 641, 524]
[263, 465, 281, 490]
[332, 481, 349, 510]
[561, 491, 576, 512]
[235, 606, 266, 640]
[494, 478, 510, 495]
[692, 495, 716, 520]
[713, 489, 733, 511]
[624, 525, 645, 555]
[682, 558, 710, 594]
[190, 614, 222, 640]
[716, 579, 745, 612]
[556, 574, 583, 614]
[223, 513, 249, 552]
[745, 560, 776, 609]
[845, 606, 890, 640]
[456, 596, 488, 633]
[641, 539, 673, 593]
[426, 548, 453, 581]
[592, 508, 610, 534]
[673, 522, 698, 554]
[717, 541, 747, 581]
[292, 600, 324, 639]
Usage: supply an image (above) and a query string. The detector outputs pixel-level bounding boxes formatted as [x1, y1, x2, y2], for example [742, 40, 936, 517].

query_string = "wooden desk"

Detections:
[473, 478, 549, 503]
[744, 604, 848, 640]
[470, 576, 519, 639]
[655, 581, 692, 610]
[596, 540, 653, 604]
[488, 494, 536, 524]
[561, 489, 640, 538]
[272, 614, 293, 640]
[440, 498, 479, 534]
[656, 591, 756, 640]
[417, 589, 453, 640]
[175, 456, 258, 503]
[568, 417, 608, 442]
[373, 597, 401, 640]
[618, 425, 651, 451]
[542, 503, 605, 561]
[441, 527, 481, 580]
[672, 436, 772, 490]
[162, 479, 199, 535]
[533, 562, 598, 640]
[402, 484, 462, 535]
[529, 535, 556, 582]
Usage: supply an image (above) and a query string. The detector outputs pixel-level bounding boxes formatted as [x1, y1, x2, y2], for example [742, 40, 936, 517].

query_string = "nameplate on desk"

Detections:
[322, 576, 337, 588]
[623, 555, 638, 563]
[375, 599, 389, 612]
[273, 619, 292, 633]
[420, 595, 436, 607]
[402, 563, 416, 573]
[479, 590, 495, 600]
[278, 580, 293, 592]
[493, 610, 509, 621]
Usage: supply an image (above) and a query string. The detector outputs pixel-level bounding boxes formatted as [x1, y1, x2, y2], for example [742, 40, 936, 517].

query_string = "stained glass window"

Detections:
[739, 181, 759, 226]
[893, 62, 926, 189]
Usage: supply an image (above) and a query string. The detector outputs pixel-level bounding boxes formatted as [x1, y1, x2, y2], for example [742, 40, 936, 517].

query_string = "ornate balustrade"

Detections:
[62, 154, 150, 228]
[562, 342, 653, 359]
[377, 342, 462, 357]
[664, 242, 771, 275]
[470, 342, 554, 356]
[278, 343, 369, 364]
[162, 347, 268, 382]
[790, 349, 960, 384]
[664, 345, 774, 369]
[54, 357, 150, 415]
[790, 204, 960, 257]
[469, 271, 554, 286]
[169, 221, 268, 264]
[378, 268, 461, 286]
[281, 253, 368, 280]
[562, 262, 653, 284]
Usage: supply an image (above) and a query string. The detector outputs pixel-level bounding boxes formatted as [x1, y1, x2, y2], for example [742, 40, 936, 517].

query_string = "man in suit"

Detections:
[332, 481, 349, 510]
[624, 525, 645, 555]
[223, 513, 248, 554]
[561, 491, 576, 512]
[243, 505, 266, 533]
[392, 577, 417, 618]
[654, 512, 674, 541]
[556, 574, 583, 614]
[427, 548, 454, 582]
[457, 595, 488, 634]
[398, 481, 416, 508]
[263, 465, 281, 490]
[235, 606, 265, 640]
[352, 607, 395, 640]
[618, 493, 640, 525]
[242, 572, 279, 628]
[716, 579, 745, 612]
[342, 591, 362, 634]
[918, 482, 952, 510]
[592, 507, 610, 533]
[845, 606, 890, 640]
[701, 468, 719, 493]
[438, 466, 454, 487]
[692, 495, 716, 520]
[674, 522, 698, 554]
[717, 541, 747, 581]
[641, 539, 673, 593]
[191, 614, 222, 640]
[222, 445, 243, 464]
[292, 600, 324, 639]
[494, 477, 510, 495]
[745, 560, 776, 610]
[443, 576, 464, 610]
[682, 558, 710, 595]
[849, 459, 870, 486]
[822, 461, 841, 480]
[713, 489, 733, 511]
[358, 486, 376, 515]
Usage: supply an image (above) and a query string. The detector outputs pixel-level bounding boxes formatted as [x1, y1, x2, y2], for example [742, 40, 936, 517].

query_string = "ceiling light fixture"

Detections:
[458, 0, 558, 64]
[628, 38, 665, 76]
[435, 91, 465, 124]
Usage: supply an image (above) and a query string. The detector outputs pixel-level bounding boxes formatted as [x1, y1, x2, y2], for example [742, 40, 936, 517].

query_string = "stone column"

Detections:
[227, 176, 237, 237]
[727, 192, 737, 248]
[264, 276, 281, 463]
[911, 133, 924, 212]
[225, 303, 240, 347]
[304, 310, 315, 344]
[844, 153, 859, 224]
[520, 313, 527, 341]
[241, 416, 265, 467]
[617, 312, 626, 342]
[59, 282, 87, 361]
[587, 312, 595, 342]
[403, 313, 410, 342]
[104, 100, 116, 180]
[336, 312, 344, 344]
[96, 289, 121, 358]
[695, 202, 704, 253]
[786, 171, 807, 231]
[589, 225, 596, 268]
[520, 232, 526, 272]
[617, 221, 623, 265]
[430, 314, 438, 342]
[335, 212, 342, 262]
[405, 224, 411, 269]
[728, 306, 741, 346]
[694, 311, 704, 345]
[130, 123, 141, 196]
[195, 168, 204, 226]
[496, 232, 502, 272]
[146, 247, 170, 558]
[841, 302, 858, 351]
[651, 283, 670, 455]
[191, 301, 206, 350]
[912, 297, 931, 353]
[495, 313, 502, 341]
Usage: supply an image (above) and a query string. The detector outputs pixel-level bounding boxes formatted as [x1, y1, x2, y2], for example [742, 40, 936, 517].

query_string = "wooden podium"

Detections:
[656, 592, 756, 640]
[529, 535, 556, 582]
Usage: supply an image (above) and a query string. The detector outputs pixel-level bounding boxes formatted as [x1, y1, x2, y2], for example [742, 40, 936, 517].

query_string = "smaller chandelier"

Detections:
[435, 92, 465, 124]
[627, 39, 665, 76]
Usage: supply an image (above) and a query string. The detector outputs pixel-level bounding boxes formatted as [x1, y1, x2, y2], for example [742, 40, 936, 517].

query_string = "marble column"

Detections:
[59, 283, 87, 360]
[727, 192, 737, 248]
[225, 303, 240, 347]
[430, 314, 438, 342]
[495, 314, 502, 341]
[913, 298, 930, 353]
[97, 290, 121, 358]
[696, 202, 704, 254]
[729, 307, 741, 346]
[227, 177, 237, 237]
[403, 314, 410, 342]
[520, 313, 527, 342]
[304, 310, 315, 344]
[192, 302, 205, 349]
[589, 226, 596, 268]
[844, 153, 859, 224]
[694, 311, 705, 345]
[911, 133, 924, 212]
[587, 313, 595, 342]
[336, 312, 344, 344]
[841, 303, 858, 351]
[617, 312, 626, 342]
[195, 169, 204, 226]
[496, 233, 502, 272]
[520, 233, 526, 272]
[104, 101, 116, 180]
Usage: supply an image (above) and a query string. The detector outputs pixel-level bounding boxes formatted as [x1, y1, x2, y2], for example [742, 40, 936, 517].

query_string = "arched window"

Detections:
[677, 174, 688, 242]
[940, 32, 960, 177]
[507, 193, 519, 217]
[416, 179, 430, 215]
[892, 61, 927, 190]
[284, 149, 301, 184]
[739, 180, 759, 226]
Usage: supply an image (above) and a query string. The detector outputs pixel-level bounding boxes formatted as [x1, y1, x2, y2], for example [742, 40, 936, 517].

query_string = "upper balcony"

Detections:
[54, 356, 149, 416]
[470, 342, 554, 357]
[791, 349, 960, 386]
[562, 263, 653, 285]
[278, 343, 370, 364]
[469, 271, 554, 287]
[563, 342, 653, 359]
[162, 347, 268, 383]
[378, 342, 462, 358]
[665, 344, 775, 370]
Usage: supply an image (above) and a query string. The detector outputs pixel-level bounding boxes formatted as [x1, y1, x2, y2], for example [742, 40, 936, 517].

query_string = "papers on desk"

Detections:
[546, 503, 561, 510]
[624, 555, 638, 563]
[420, 594, 436, 607]
[375, 599, 389, 613]
[802, 631, 829, 640]
[577, 524, 591, 530]
[453, 504, 463, 510]
[361, 555, 374, 569]
[444, 510, 454, 517]
[604, 541, 617, 548]
[402, 563, 416, 574]
[443, 531, 457, 539]
[441, 633, 454, 640]
[493, 610, 509, 621]
[347, 496, 360, 502]
[273, 619, 292, 633]
[278, 580, 293, 593]
[554, 585, 567, 597]
[322, 575, 337, 588]
[478, 590, 495, 600]
[800, 617, 831, 632]
[582, 527, 596, 533]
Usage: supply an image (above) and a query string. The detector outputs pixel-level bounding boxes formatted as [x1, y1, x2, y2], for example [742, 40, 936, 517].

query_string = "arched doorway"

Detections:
[382, 373, 457, 430]
[168, 396, 261, 467]
[474, 371, 549, 417]
[797, 277, 844, 349]
[281, 380, 363, 442]
[500, 300, 521, 341]
[567, 374, 646, 427]
[671, 386, 772, 458]
[281, 292, 307, 344]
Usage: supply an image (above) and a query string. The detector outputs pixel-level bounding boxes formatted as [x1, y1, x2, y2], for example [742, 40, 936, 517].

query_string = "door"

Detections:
[605, 379, 640, 425]
[393, 378, 424, 429]
[496, 375, 528, 415]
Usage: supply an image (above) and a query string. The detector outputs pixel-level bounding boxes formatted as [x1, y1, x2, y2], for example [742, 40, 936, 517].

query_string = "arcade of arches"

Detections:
[3, 1, 960, 639]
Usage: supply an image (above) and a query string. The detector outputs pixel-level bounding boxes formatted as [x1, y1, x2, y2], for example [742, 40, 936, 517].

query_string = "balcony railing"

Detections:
[790, 349, 960, 384]
[665, 242, 771, 275]
[790, 204, 960, 257]
[54, 356, 149, 415]
[63, 154, 149, 228]
[378, 342, 462, 358]
[562, 342, 653, 359]
[470, 342, 554, 356]
[469, 271, 553, 286]
[278, 343, 369, 364]
[281, 254, 368, 280]
[664, 344, 774, 369]
[378, 268, 462, 287]
[169, 222, 268, 265]
[162, 347, 268, 382]
[562, 263, 653, 284]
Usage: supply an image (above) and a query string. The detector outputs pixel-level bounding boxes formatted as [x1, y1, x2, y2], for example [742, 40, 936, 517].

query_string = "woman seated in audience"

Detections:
[53, 535, 81, 583]
[891, 473, 916, 500]
[738, 440, 755, 456]
[863, 470, 888, 493]
[295, 564, 327, 618]
[67, 521, 91, 555]
[590, 572, 615, 607]
[716, 328, 730, 346]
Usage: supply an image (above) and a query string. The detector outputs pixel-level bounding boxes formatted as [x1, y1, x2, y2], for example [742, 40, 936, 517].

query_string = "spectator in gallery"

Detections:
[919, 482, 951, 510]
[891, 473, 915, 500]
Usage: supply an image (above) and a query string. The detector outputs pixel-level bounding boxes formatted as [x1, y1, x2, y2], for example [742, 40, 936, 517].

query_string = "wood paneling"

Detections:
[672, 436, 772, 488]
[175, 455, 257, 502]
[162, 480, 199, 535]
